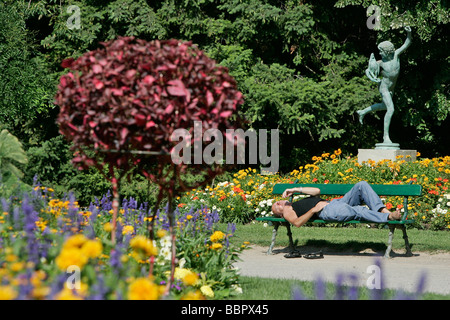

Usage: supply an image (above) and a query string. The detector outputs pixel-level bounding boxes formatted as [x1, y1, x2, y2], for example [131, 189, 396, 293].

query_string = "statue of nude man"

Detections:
[357, 26, 412, 146]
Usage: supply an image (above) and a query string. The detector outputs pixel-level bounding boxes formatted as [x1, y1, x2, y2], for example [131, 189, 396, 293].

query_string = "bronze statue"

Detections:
[357, 26, 412, 149]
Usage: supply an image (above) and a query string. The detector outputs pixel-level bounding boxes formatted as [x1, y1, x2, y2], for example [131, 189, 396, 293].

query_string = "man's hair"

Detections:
[378, 41, 395, 54]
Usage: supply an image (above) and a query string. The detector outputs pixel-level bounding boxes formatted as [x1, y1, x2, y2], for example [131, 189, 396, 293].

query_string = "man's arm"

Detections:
[282, 187, 321, 198]
[396, 26, 412, 55]
[282, 205, 320, 228]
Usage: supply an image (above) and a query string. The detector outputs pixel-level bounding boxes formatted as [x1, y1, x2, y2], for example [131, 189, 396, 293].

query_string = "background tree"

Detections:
[1, 0, 447, 198]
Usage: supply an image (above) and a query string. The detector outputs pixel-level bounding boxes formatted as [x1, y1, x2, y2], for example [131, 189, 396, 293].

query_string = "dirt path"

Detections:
[234, 245, 450, 296]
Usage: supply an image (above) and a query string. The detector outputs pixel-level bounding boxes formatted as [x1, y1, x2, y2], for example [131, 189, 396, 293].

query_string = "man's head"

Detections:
[271, 200, 289, 217]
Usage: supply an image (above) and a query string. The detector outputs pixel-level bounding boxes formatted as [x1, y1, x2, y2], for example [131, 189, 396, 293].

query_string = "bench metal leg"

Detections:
[400, 225, 413, 257]
[285, 223, 296, 252]
[384, 225, 395, 258]
[267, 222, 280, 255]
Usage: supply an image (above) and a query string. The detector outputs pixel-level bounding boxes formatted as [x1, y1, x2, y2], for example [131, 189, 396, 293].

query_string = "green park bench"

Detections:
[255, 182, 422, 258]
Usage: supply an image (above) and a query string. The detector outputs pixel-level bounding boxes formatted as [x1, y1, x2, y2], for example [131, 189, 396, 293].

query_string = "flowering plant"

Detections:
[177, 151, 450, 230]
[0, 184, 246, 300]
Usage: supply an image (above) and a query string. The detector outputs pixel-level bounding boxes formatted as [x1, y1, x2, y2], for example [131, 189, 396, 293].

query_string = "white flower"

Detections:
[255, 208, 259, 212]
[231, 284, 243, 294]
[160, 236, 171, 248]
[178, 257, 186, 268]
[261, 211, 266, 216]
[159, 247, 171, 260]
[263, 223, 268, 227]
[246, 201, 251, 205]
[212, 205, 217, 210]
[447, 202, 450, 207]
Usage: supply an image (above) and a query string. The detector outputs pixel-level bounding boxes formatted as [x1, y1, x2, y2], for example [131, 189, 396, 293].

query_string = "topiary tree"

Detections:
[55, 37, 244, 294]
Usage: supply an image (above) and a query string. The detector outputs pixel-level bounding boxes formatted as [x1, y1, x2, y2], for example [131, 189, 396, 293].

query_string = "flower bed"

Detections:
[0, 187, 246, 300]
[177, 150, 450, 230]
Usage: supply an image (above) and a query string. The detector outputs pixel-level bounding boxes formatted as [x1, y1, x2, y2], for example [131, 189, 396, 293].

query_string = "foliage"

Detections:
[11, 0, 445, 173]
[55, 36, 244, 193]
[0, 129, 29, 197]
[178, 149, 450, 230]
[0, 2, 57, 144]
[0, 186, 246, 300]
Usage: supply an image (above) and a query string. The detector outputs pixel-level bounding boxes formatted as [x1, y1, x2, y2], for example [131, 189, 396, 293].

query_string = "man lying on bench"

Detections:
[271, 181, 402, 228]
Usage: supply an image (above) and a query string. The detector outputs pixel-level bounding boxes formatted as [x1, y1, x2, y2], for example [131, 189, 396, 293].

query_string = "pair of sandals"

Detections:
[284, 250, 323, 259]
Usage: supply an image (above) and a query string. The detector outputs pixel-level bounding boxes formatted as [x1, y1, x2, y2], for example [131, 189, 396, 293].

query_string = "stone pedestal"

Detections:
[357, 149, 417, 164]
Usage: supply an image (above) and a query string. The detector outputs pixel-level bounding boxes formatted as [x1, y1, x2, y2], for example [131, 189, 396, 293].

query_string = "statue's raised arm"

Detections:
[396, 26, 412, 56]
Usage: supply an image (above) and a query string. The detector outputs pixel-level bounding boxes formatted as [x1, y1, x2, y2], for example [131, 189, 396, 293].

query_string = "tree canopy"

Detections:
[1, 0, 448, 174]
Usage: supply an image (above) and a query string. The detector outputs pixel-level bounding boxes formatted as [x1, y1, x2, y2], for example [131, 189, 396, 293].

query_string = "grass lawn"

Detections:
[232, 276, 450, 300]
[227, 222, 450, 254]
[222, 222, 450, 300]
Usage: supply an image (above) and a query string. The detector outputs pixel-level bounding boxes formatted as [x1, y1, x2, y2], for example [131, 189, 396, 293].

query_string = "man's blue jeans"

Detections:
[317, 181, 389, 223]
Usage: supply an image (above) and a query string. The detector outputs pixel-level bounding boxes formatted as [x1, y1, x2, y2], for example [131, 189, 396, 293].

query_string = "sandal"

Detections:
[284, 251, 302, 258]
[303, 251, 324, 259]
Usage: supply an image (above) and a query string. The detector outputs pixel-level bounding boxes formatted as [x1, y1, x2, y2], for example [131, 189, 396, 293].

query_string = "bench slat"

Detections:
[255, 216, 415, 225]
[272, 183, 422, 196]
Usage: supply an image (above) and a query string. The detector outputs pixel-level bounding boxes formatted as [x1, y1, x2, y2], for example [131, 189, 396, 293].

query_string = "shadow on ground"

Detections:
[271, 239, 417, 258]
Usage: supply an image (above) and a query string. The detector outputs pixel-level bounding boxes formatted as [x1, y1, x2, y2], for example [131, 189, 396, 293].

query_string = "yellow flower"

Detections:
[63, 234, 88, 250]
[81, 240, 103, 259]
[5, 254, 18, 262]
[103, 222, 113, 232]
[128, 278, 160, 300]
[156, 229, 167, 238]
[32, 286, 51, 300]
[130, 235, 158, 259]
[200, 285, 215, 298]
[181, 290, 205, 300]
[54, 288, 83, 300]
[210, 231, 225, 242]
[9, 262, 25, 272]
[0, 286, 18, 300]
[182, 271, 199, 286]
[55, 248, 88, 271]
[211, 243, 223, 250]
[122, 225, 134, 235]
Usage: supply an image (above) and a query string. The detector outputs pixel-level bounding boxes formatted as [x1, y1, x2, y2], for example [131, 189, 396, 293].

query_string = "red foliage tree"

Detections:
[55, 37, 244, 292]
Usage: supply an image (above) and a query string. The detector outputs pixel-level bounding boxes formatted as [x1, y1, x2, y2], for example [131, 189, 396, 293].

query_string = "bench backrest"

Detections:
[272, 183, 422, 196]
